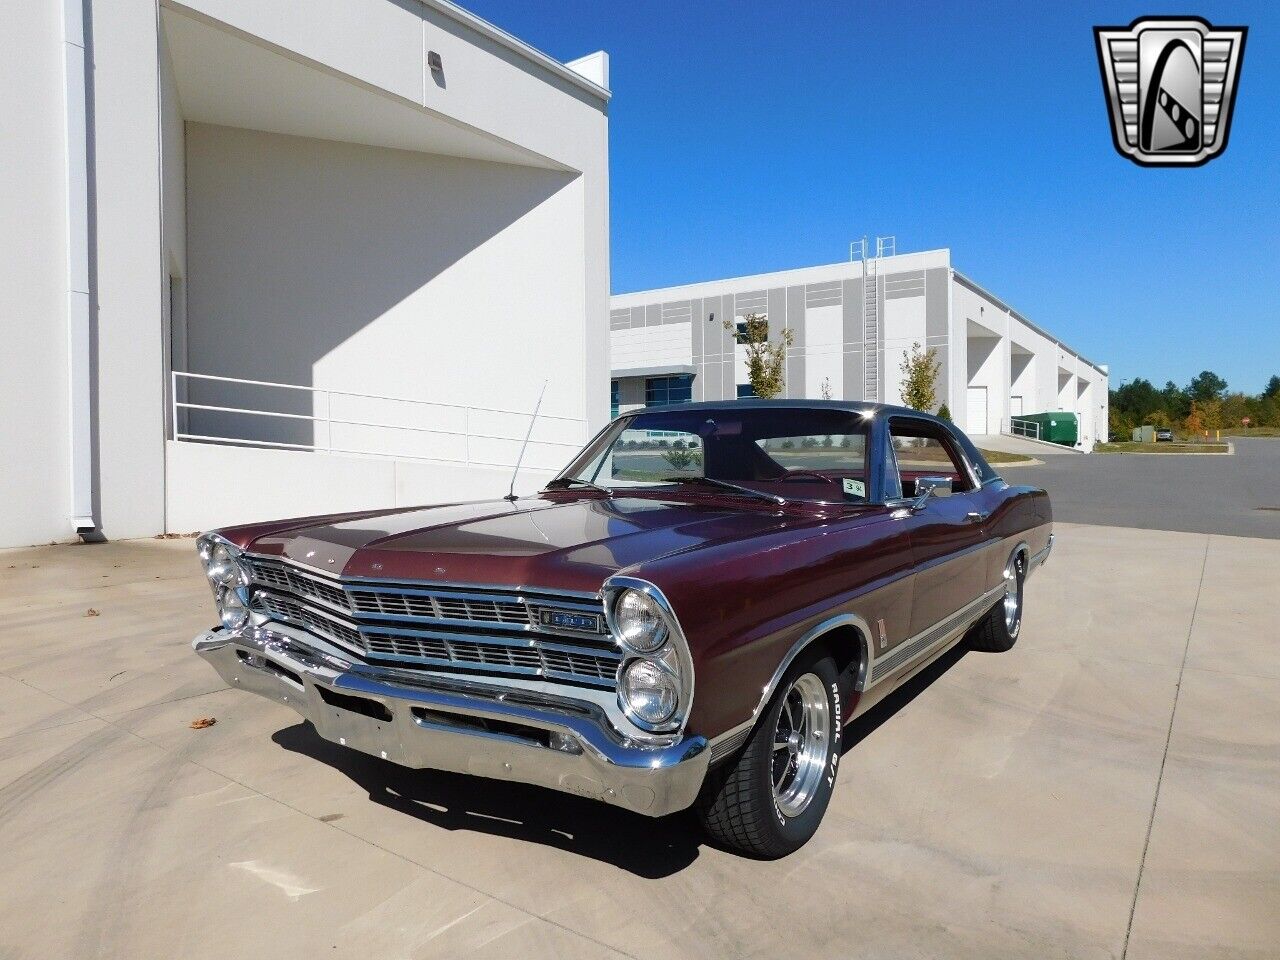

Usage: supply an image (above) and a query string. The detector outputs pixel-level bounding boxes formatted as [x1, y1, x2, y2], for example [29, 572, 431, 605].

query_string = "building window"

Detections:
[733, 313, 766, 345]
[645, 375, 693, 407]
[610, 380, 620, 419]
[737, 384, 757, 398]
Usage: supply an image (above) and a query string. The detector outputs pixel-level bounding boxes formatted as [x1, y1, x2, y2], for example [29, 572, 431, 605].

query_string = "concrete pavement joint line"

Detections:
[0, 673, 189, 753]
[283, 790, 645, 960]
[1120, 534, 1209, 960]
[5, 665, 641, 960]
[101, 684, 232, 712]
[1181, 662, 1276, 682]
[174, 756, 644, 960]
[0, 715, 102, 747]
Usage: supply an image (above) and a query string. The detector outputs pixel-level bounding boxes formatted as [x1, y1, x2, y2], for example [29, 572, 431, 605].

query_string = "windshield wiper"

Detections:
[661, 476, 786, 506]
[544, 476, 612, 495]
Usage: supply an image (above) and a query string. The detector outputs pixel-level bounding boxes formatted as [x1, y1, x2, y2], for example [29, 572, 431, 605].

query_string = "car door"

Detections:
[888, 416, 988, 641]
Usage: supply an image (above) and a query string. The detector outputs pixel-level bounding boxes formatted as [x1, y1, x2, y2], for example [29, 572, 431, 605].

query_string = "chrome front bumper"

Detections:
[193, 626, 709, 817]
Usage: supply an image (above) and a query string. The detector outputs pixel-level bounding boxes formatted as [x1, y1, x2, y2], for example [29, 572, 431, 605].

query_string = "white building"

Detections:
[3, 0, 611, 549]
[610, 247, 1108, 448]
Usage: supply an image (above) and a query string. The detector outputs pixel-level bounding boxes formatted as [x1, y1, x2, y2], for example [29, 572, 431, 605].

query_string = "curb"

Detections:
[1092, 442, 1234, 456]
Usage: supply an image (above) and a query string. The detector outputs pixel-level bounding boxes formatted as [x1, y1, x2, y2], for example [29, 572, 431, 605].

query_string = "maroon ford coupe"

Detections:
[193, 400, 1052, 857]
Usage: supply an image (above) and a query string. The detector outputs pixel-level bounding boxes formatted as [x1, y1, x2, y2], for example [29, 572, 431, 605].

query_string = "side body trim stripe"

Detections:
[705, 580, 1007, 756]
[868, 584, 1005, 684]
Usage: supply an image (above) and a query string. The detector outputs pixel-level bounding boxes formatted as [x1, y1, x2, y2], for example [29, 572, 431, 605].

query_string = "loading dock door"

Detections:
[967, 386, 989, 434]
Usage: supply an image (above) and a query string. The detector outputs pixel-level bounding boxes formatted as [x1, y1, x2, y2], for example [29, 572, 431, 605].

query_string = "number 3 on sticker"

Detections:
[842, 478, 865, 499]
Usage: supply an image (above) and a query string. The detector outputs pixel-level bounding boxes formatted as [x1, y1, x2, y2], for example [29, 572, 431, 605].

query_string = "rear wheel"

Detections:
[968, 551, 1026, 653]
[699, 651, 842, 858]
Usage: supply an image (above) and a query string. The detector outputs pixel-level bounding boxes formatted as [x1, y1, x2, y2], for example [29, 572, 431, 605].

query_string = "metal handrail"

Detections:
[170, 370, 584, 468]
[1008, 417, 1041, 441]
[173, 370, 581, 423]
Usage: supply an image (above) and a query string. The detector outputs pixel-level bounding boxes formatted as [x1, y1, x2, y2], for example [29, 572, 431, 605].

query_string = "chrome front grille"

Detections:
[540, 648, 618, 682]
[359, 630, 620, 681]
[349, 591, 436, 619]
[247, 559, 349, 610]
[348, 587, 534, 626]
[255, 592, 364, 651]
[243, 556, 617, 688]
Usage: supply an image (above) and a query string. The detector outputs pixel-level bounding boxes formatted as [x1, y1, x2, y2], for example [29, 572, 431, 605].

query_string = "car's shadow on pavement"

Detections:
[271, 643, 968, 877]
[271, 722, 705, 878]
[841, 643, 968, 755]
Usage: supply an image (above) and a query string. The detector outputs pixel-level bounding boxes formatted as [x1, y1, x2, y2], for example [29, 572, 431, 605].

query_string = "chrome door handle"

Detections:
[966, 511, 987, 523]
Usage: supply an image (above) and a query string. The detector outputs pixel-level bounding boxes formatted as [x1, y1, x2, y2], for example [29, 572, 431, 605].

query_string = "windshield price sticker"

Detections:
[842, 478, 865, 499]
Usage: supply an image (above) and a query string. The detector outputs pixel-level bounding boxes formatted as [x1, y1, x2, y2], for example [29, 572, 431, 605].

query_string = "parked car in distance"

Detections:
[192, 401, 1054, 857]
[1156, 427, 1174, 442]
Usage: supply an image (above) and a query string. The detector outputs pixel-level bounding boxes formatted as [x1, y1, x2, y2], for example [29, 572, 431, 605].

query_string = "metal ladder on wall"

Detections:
[856, 236, 895, 403]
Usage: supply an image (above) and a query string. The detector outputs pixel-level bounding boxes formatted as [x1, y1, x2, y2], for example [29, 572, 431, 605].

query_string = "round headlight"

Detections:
[614, 589, 668, 653]
[203, 542, 244, 588]
[619, 658, 679, 726]
[218, 587, 250, 632]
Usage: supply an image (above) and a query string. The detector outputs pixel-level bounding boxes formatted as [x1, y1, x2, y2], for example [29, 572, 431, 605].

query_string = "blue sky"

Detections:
[465, 1, 1279, 393]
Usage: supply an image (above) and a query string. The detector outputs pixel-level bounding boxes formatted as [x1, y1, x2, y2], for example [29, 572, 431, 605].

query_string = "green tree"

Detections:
[898, 342, 941, 412]
[1259, 394, 1280, 427]
[1263, 375, 1280, 399]
[1109, 407, 1135, 438]
[937, 403, 953, 422]
[1112, 377, 1165, 423]
[1187, 370, 1228, 403]
[1162, 380, 1190, 420]
[1221, 393, 1249, 428]
[725, 313, 793, 399]
[1200, 398, 1224, 430]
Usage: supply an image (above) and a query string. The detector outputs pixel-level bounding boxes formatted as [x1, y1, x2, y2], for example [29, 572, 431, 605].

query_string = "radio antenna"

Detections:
[505, 379, 548, 502]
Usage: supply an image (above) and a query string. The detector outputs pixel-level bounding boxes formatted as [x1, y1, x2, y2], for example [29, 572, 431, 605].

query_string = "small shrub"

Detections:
[662, 447, 703, 471]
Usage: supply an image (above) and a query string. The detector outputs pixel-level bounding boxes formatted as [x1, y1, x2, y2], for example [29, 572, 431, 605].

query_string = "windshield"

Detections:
[552, 407, 870, 504]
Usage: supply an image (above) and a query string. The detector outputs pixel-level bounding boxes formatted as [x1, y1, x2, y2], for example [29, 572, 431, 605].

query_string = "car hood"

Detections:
[241, 493, 848, 594]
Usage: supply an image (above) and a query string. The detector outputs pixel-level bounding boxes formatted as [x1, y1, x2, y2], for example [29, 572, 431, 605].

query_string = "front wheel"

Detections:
[698, 651, 842, 858]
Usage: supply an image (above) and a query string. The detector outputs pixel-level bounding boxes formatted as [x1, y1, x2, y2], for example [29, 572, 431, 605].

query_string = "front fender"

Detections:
[631, 512, 911, 740]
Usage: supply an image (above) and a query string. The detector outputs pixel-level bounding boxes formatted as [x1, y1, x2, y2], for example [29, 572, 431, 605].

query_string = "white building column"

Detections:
[61, 0, 95, 532]
[91, 0, 168, 538]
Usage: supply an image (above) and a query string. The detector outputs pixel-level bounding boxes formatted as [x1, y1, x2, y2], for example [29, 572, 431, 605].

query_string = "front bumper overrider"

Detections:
[193, 625, 709, 817]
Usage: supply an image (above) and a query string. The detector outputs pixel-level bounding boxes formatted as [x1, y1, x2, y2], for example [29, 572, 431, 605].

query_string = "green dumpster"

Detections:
[1017, 411, 1078, 446]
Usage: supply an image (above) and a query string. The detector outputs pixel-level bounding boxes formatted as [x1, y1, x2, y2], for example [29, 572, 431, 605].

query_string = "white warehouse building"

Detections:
[4, 0, 610, 549]
[610, 247, 1108, 449]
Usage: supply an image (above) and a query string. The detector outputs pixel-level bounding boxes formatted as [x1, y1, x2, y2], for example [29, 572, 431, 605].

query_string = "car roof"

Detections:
[624, 398, 953, 427]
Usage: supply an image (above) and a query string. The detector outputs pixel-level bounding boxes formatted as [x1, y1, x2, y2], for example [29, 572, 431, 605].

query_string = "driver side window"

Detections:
[888, 418, 974, 499]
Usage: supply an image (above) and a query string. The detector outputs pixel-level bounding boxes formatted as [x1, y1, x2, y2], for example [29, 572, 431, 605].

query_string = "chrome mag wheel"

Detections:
[771, 672, 831, 818]
[1004, 553, 1026, 638]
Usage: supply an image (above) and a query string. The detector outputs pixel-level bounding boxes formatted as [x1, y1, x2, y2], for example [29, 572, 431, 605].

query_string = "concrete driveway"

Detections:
[1, 526, 1276, 959]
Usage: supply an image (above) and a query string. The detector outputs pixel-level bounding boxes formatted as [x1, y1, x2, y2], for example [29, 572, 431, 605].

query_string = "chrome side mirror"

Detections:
[913, 475, 953, 509]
